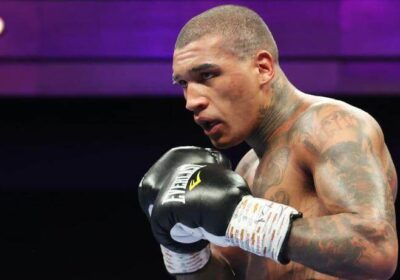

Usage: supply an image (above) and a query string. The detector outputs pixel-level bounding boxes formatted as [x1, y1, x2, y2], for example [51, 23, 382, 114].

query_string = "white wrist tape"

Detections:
[160, 244, 211, 274]
[226, 195, 301, 264]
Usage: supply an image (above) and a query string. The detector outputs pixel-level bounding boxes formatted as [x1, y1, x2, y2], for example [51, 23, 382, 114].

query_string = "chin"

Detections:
[209, 136, 243, 150]
[210, 142, 231, 149]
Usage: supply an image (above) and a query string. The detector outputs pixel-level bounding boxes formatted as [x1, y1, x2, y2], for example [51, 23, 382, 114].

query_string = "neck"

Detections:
[246, 72, 303, 158]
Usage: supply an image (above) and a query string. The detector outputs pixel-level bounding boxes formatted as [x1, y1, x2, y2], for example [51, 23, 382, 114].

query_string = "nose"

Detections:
[185, 83, 208, 113]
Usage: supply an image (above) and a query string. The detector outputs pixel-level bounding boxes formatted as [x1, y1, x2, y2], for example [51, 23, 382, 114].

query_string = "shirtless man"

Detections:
[138, 5, 398, 279]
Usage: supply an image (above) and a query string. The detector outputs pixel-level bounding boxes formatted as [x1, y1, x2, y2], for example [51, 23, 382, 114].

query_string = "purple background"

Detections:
[0, 0, 399, 97]
[0, 2, 399, 279]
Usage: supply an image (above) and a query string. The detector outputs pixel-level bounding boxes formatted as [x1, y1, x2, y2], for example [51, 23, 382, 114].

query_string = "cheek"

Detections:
[214, 73, 259, 119]
[228, 75, 250, 97]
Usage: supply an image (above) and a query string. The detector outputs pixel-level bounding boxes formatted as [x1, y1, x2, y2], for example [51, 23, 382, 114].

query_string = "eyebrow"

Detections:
[191, 63, 218, 73]
[172, 63, 218, 83]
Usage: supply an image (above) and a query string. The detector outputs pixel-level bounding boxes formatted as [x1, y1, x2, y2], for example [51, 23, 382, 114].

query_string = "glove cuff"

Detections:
[226, 195, 302, 264]
[160, 244, 211, 274]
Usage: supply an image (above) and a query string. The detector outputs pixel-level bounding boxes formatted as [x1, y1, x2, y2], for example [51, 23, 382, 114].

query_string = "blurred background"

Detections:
[0, 0, 399, 279]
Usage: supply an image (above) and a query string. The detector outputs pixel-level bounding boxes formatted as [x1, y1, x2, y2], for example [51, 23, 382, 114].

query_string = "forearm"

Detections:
[176, 253, 235, 280]
[286, 213, 397, 279]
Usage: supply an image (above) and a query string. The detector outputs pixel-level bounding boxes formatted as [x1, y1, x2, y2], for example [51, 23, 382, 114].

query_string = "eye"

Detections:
[178, 80, 188, 88]
[200, 72, 214, 80]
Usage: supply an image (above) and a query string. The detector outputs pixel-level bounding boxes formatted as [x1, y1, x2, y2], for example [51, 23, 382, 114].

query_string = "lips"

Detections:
[195, 117, 222, 136]
[196, 118, 216, 129]
[203, 121, 219, 131]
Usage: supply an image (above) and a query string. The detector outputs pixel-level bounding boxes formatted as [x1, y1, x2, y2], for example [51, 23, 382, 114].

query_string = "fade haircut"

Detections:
[175, 5, 278, 62]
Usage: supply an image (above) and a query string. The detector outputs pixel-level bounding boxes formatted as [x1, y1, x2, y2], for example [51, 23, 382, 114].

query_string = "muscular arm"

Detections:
[286, 105, 398, 279]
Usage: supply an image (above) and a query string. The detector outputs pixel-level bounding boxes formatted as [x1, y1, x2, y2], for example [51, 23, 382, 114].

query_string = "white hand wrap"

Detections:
[226, 195, 301, 264]
[160, 244, 211, 274]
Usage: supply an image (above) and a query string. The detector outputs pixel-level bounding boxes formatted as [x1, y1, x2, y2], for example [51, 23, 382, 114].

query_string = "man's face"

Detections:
[172, 35, 264, 148]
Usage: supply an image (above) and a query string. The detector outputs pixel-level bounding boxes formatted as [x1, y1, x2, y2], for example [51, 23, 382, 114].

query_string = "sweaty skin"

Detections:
[172, 35, 398, 280]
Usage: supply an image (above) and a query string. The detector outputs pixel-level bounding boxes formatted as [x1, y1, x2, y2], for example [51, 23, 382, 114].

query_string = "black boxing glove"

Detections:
[138, 146, 231, 219]
[151, 164, 250, 252]
[138, 146, 232, 274]
[151, 164, 302, 265]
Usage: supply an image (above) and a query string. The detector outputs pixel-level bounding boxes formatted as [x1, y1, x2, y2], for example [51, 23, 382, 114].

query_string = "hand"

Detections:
[138, 146, 232, 274]
[138, 146, 231, 219]
[151, 164, 302, 264]
[151, 164, 251, 252]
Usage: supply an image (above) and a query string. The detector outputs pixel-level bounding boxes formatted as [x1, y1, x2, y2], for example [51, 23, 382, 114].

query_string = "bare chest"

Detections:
[242, 147, 335, 280]
[246, 146, 319, 211]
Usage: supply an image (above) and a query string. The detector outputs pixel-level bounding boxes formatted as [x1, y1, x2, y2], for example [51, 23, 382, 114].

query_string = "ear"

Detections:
[254, 50, 274, 85]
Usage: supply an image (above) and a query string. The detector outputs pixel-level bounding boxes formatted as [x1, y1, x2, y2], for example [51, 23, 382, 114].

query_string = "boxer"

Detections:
[139, 5, 398, 280]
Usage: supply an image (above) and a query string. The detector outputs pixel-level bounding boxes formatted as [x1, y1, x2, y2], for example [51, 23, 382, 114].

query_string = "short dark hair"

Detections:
[175, 5, 278, 61]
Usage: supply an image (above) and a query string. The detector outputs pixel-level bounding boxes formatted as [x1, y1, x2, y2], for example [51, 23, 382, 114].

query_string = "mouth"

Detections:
[196, 119, 222, 136]
[202, 121, 219, 131]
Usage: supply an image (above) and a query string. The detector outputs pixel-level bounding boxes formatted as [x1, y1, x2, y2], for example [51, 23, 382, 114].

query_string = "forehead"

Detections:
[172, 35, 236, 74]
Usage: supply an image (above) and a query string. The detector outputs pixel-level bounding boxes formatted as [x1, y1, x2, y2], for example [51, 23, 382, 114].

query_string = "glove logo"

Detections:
[162, 164, 204, 205]
[188, 171, 202, 191]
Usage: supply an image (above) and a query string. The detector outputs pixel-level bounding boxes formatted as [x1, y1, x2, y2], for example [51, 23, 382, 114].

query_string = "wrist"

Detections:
[160, 244, 211, 275]
[226, 195, 302, 264]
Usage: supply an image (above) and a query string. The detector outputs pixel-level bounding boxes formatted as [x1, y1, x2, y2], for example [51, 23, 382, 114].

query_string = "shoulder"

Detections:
[289, 97, 385, 164]
[234, 149, 259, 187]
[235, 149, 259, 176]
